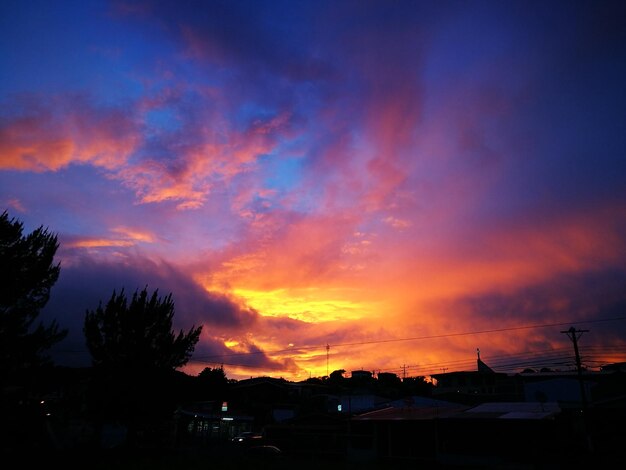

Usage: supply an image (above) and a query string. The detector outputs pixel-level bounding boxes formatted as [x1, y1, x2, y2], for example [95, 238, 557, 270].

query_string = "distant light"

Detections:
[222, 417, 233, 421]
[40, 400, 45, 404]
[222, 401, 228, 412]
[337, 404, 342, 412]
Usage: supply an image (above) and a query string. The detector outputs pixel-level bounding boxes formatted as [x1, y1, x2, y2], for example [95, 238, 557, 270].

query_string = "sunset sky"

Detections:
[2, 0, 626, 381]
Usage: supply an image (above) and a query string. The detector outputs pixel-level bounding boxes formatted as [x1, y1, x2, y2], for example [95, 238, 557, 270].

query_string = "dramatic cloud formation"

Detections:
[2, 0, 626, 379]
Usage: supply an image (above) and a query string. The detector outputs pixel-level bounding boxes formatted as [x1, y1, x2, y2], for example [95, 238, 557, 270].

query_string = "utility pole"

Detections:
[561, 327, 589, 410]
[561, 326, 593, 452]
[401, 364, 407, 380]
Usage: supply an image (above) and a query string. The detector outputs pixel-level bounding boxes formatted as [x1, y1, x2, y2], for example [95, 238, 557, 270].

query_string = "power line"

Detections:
[53, 316, 626, 375]
[189, 345, 626, 377]
[192, 315, 626, 361]
[328, 317, 626, 349]
[55, 316, 624, 359]
[336, 345, 626, 377]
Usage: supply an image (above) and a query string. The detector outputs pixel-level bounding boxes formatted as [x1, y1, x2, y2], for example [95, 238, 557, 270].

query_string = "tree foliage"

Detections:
[196, 366, 229, 400]
[329, 369, 346, 382]
[0, 210, 67, 376]
[84, 287, 202, 371]
[83, 287, 202, 448]
[198, 366, 227, 383]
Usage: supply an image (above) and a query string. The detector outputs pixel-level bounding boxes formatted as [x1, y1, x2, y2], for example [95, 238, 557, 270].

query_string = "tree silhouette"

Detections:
[84, 287, 202, 371]
[0, 210, 67, 452]
[0, 210, 67, 378]
[329, 369, 346, 382]
[83, 287, 202, 448]
[196, 366, 229, 402]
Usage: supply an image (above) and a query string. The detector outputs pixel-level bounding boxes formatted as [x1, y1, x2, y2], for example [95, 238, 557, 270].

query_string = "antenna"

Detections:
[326, 344, 330, 377]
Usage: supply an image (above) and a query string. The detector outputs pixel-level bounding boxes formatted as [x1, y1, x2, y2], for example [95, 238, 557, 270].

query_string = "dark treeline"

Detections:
[0, 210, 432, 457]
[0, 210, 204, 452]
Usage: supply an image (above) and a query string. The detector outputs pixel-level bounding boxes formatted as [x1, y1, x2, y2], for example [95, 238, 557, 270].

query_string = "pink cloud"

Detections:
[1, 197, 26, 213]
[110, 83, 295, 209]
[0, 97, 140, 172]
[0, 90, 297, 211]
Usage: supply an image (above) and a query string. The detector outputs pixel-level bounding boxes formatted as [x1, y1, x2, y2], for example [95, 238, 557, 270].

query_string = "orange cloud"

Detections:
[64, 227, 157, 250]
[0, 130, 76, 172]
[66, 238, 135, 248]
[111, 226, 157, 243]
[181, 198, 626, 380]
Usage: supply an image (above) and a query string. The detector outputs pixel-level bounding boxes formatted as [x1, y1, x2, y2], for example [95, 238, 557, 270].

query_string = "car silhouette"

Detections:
[231, 443, 284, 465]
[246, 445, 282, 457]
[231, 431, 263, 445]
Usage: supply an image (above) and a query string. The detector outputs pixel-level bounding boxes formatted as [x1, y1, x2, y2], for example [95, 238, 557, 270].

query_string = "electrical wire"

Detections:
[193, 315, 626, 361]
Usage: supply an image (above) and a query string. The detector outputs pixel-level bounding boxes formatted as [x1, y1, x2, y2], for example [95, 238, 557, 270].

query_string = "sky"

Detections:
[2, 0, 626, 381]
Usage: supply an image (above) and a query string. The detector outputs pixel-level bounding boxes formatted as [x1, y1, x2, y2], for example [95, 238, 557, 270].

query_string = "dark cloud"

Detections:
[115, 0, 332, 80]
[450, 268, 626, 342]
[190, 334, 301, 376]
[42, 253, 259, 367]
[187, 315, 368, 377]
